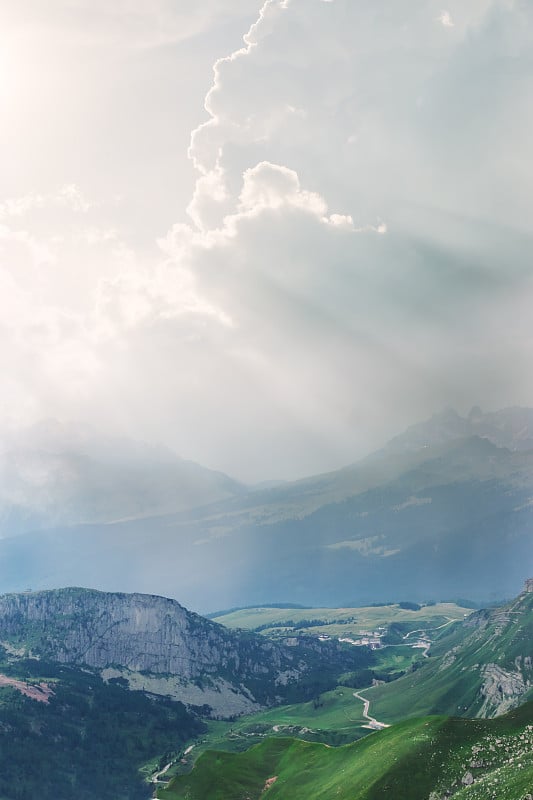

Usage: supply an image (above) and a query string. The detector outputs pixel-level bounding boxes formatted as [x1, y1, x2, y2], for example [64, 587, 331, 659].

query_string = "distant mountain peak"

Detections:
[0, 423, 245, 537]
[386, 405, 533, 455]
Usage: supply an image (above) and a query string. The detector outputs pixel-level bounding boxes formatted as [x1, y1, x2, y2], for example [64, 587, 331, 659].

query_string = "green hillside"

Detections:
[158, 702, 533, 800]
[367, 588, 533, 723]
[0, 656, 205, 800]
[0, 586, 531, 799]
[175, 685, 370, 766]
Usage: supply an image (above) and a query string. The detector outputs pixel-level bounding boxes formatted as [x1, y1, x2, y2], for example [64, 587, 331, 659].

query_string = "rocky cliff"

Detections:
[0, 588, 280, 677]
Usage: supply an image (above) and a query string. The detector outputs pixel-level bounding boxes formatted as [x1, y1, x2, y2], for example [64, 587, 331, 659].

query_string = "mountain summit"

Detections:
[385, 406, 533, 454]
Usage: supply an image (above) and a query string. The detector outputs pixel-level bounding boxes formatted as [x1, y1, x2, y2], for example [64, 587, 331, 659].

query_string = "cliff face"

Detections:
[0, 588, 285, 679]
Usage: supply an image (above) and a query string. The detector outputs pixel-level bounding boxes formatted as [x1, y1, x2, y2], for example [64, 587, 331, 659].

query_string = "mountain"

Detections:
[367, 580, 533, 723]
[0, 587, 373, 717]
[1, 408, 533, 609]
[158, 702, 533, 800]
[386, 405, 533, 454]
[0, 420, 244, 535]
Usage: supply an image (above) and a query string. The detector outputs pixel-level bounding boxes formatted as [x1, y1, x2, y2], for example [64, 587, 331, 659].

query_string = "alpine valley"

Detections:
[0, 583, 532, 799]
[0, 408, 533, 799]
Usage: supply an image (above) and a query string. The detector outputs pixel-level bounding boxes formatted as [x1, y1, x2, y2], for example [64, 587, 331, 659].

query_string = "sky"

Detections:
[1, 0, 532, 482]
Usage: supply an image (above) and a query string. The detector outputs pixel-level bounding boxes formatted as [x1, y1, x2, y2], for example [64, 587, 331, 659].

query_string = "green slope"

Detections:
[181, 685, 370, 762]
[368, 589, 533, 723]
[0, 658, 205, 800]
[158, 702, 533, 800]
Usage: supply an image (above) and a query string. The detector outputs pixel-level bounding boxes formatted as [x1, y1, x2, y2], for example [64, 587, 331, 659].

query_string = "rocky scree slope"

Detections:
[0, 588, 370, 717]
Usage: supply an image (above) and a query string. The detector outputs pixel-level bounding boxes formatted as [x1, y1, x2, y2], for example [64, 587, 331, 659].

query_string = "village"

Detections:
[317, 627, 432, 654]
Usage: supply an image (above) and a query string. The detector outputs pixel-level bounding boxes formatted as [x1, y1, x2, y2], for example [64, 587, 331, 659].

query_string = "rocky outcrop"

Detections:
[0, 588, 284, 679]
[479, 663, 530, 717]
[0, 589, 293, 714]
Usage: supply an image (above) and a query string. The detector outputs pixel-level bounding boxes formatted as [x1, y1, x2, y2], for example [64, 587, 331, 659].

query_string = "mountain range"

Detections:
[0, 407, 532, 610]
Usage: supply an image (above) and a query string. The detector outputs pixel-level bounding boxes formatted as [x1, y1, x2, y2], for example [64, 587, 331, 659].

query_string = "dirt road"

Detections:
[353, 691, 390, 730]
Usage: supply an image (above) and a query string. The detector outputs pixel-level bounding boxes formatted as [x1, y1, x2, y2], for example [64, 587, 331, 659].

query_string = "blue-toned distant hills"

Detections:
[1, 408, 532, 611]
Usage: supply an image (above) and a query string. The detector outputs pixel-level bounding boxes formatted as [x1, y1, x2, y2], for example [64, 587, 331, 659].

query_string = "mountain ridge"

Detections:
[1, 408, 533, 609]
[0, 420, 245, 536]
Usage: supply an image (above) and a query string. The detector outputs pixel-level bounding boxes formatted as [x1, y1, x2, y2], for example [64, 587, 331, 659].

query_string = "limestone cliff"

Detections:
[0, 588, 282, 676]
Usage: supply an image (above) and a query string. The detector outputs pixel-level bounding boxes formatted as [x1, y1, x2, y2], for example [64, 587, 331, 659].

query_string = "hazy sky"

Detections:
[1, 0, 532, 481]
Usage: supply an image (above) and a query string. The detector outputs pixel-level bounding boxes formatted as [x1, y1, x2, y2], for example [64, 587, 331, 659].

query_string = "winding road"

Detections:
[353, 691, 390, 730]
[151, 745, 195, 784]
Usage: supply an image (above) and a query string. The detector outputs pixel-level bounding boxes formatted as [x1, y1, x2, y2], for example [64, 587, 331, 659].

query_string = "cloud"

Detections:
[150, 0, 533, 475]
[0, 185, 93, 219]
[438, 10, 455, 26]
[188, 0, 531, 232]
[4, 1, 261, 50]
[1, 0, 533, 481]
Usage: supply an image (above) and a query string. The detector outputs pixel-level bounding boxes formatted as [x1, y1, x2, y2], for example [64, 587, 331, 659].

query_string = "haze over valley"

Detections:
[0, 406, 532, 611]
[1, 1, 533, 798]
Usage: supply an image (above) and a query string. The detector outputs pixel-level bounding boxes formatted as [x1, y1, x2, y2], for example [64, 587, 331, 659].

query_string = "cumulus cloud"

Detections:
[189, 0, 530, 232]
[1, 0, 533, 480]
[150, 0, 533, 477]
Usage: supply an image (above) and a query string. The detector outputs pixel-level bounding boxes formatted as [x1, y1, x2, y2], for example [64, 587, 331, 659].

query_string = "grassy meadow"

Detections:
[158, 702, 533, 800]
[212, 602, 471, 638]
